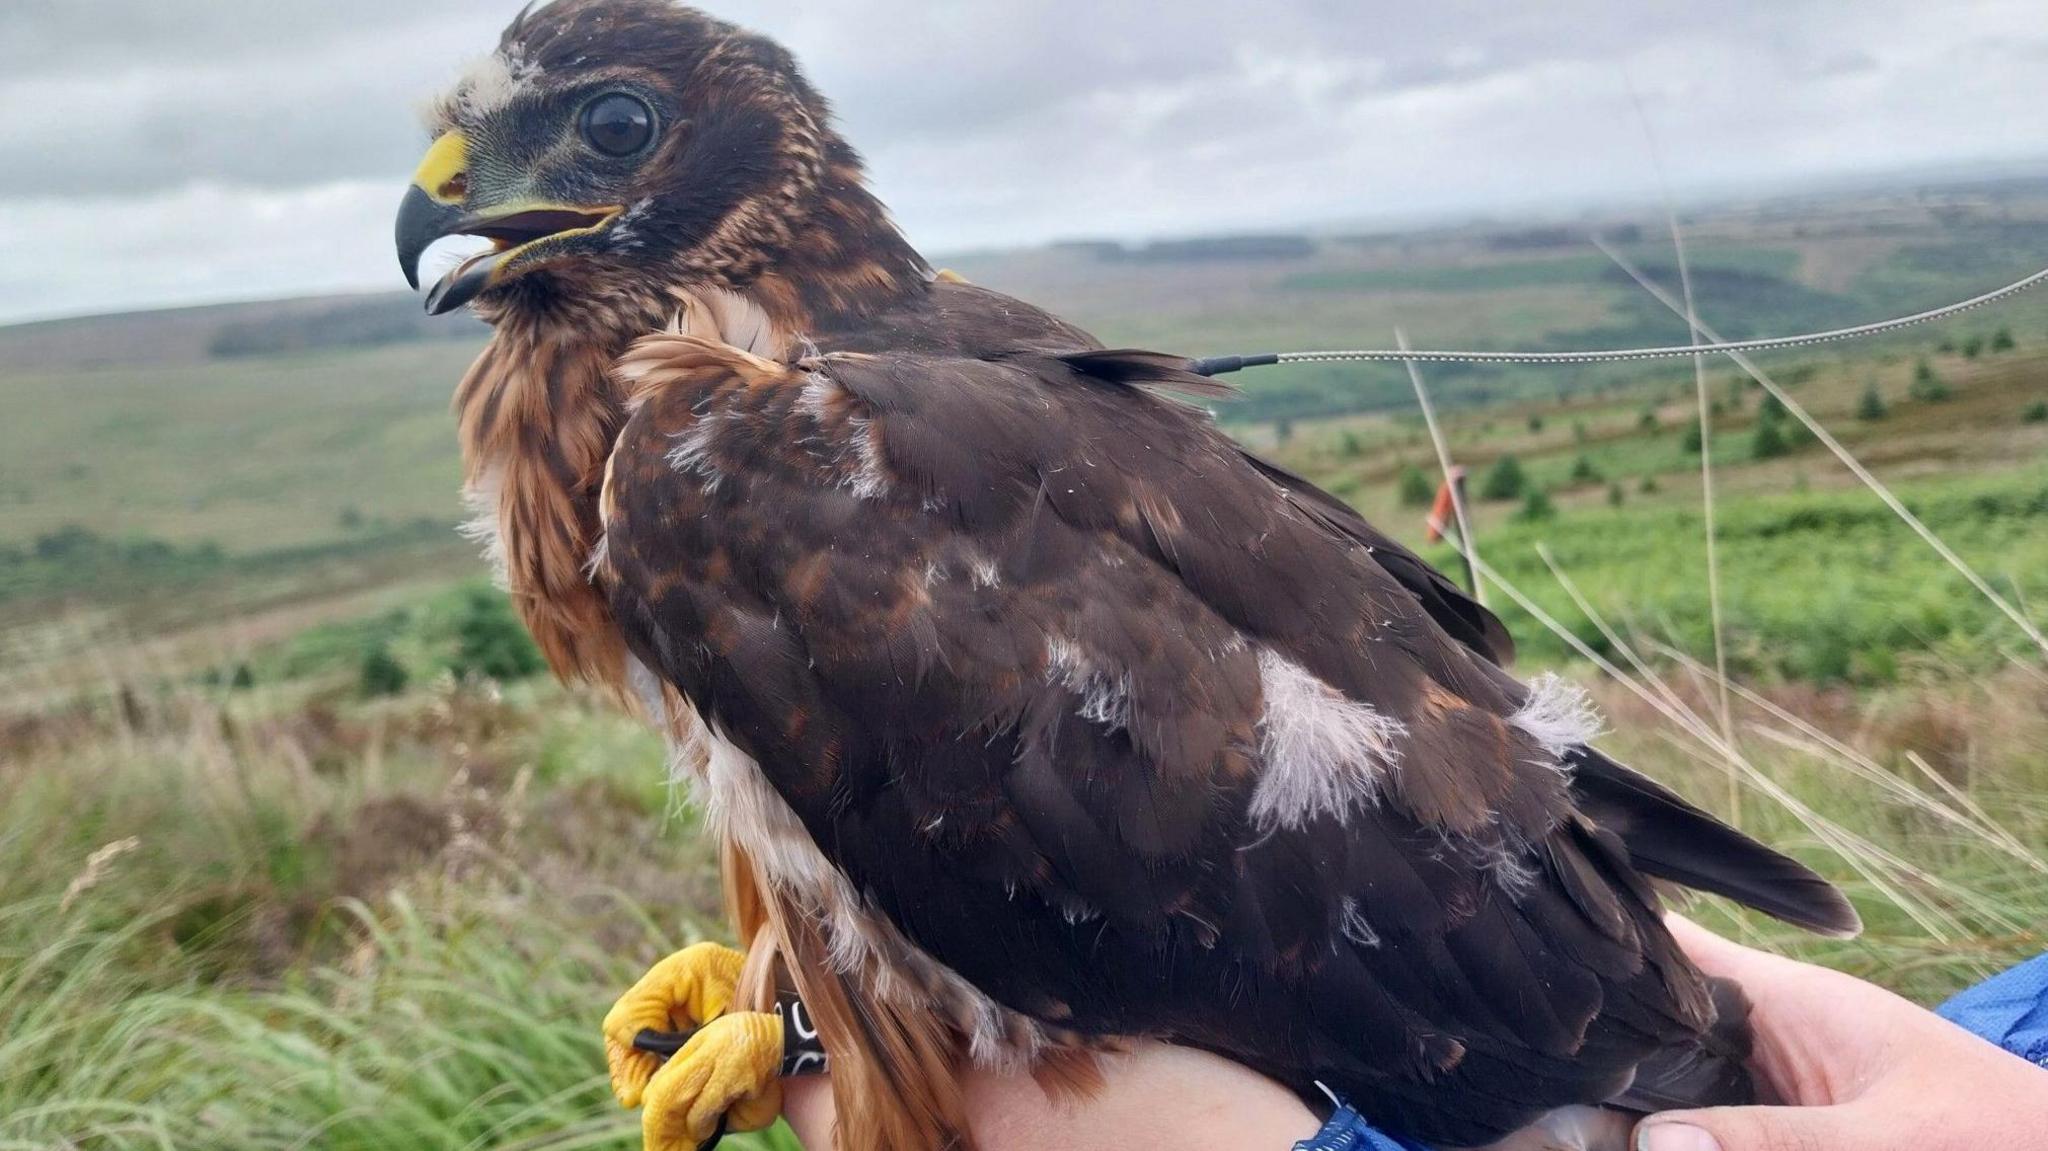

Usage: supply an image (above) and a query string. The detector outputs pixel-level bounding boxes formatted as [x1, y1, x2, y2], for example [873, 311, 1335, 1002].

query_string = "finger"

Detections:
[1662, 915, 1917, 1103]
[1661, 916, 1805, 989]
[1635, 1104, 1865, 1151]
[1661, 915, 1890, 1030]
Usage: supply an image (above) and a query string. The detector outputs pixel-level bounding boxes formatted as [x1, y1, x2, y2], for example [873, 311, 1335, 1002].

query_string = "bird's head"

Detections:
[397, 0, 907, 321]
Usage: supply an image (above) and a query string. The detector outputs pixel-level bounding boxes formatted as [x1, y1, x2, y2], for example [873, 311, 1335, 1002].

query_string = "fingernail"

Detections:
[1637, 1121, 1722, 1151]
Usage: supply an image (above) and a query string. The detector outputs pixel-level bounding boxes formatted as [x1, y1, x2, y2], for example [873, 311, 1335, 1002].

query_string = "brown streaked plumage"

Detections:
[453, 318, 625, 686]
[398, 4, 1860, 1148]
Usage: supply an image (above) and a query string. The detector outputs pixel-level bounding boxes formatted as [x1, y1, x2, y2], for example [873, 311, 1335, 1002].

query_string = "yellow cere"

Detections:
[411, 132, 470, 204]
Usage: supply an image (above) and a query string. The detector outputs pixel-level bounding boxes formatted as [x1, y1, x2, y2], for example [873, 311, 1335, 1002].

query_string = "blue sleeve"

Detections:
[1296, 954, 2048, 1151]
[1936, 952, 2048, 1069]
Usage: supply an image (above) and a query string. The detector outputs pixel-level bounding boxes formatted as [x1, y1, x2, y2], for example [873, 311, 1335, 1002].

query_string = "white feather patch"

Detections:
[1511, 672, 1604, 765]
[1485, 849, 1540, 897]
[797, 375, 838, 422]
[449, 48, 540, 122]
[842, 416, 889, 501]
[1044, 636, 1133, 733]
[1054, 894, 1101, 926]
[1337, 897, 1381, 948]
[665, 413, 725, 494]
[624, 654, 669, 729]
[1249, 648, 1407, 831]
[610, 198, 653, 252]
[793, 369, 890, 501]
[670, 286, 789, 359]
[457, 465, 508, 589]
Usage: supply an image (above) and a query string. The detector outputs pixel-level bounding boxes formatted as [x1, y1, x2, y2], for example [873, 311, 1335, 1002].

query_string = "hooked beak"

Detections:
[395, 132, 623, 315]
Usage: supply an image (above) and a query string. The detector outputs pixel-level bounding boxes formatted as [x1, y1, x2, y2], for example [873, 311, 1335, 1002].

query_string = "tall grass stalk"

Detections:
[1397, 328, 1485, 605]
[1621, 87, 1741, 815]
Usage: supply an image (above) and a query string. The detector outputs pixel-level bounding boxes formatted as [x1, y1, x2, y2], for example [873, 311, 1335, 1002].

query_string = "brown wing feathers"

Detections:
[592, 313, 1858, 1146]
[1238, 450, 1518, 666]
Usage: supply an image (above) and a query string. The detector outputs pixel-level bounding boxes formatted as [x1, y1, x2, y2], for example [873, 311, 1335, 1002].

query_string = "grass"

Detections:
[5, 889, 655, 1150]
[1593, 668, 2048, 1003]
[0, 340, 474, 554]
[1444, 466, 2048, 682]
[0, 337, 484, 661]
[1268, 321, 2048, 684]
[0, 655, 800, 1151]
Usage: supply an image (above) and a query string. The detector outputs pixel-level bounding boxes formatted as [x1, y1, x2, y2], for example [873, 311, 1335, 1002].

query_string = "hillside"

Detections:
[8, 176, 2048, 665]
[0, 293, 486, 373]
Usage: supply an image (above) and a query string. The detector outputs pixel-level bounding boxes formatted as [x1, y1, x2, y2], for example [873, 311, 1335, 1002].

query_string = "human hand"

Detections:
[1636, 917, 2048, 1151]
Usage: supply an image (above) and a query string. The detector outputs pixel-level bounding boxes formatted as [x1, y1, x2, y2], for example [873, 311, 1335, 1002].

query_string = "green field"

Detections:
[0, 341, 477, 552]
[5, 179, 2048, 1149]
[1271, 338, 2048, 682]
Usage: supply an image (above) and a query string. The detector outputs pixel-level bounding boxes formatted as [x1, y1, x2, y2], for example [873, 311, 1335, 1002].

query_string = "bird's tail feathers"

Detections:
[1568, 749, 1861, 938]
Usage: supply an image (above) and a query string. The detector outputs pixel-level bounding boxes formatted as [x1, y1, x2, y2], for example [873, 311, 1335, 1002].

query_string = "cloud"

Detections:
[0, 181, 406, 319]
[3, 0, 2048, 321]
[0, 5, 509, 197]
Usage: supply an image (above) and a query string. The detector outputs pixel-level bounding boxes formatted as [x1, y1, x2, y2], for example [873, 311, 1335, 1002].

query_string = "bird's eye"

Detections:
[580, 93, 656, 157]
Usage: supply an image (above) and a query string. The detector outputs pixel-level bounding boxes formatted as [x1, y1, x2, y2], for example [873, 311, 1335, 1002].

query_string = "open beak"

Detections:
[395, 132, 623, 315]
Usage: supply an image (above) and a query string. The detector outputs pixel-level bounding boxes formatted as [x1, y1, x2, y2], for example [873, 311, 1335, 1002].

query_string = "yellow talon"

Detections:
[602, 942, 749, 1109]
[641, 1011, 786, 1150]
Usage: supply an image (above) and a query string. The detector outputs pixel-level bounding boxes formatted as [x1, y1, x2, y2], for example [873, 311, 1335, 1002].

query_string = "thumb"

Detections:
[1635, 1105, 1862, 1151]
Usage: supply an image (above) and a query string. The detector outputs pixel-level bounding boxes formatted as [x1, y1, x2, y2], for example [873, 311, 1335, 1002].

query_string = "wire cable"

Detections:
[1188, 261, 2048, 374]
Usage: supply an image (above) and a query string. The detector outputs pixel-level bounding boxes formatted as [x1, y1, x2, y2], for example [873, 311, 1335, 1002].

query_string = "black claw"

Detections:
[633, 1026, 698, 1058]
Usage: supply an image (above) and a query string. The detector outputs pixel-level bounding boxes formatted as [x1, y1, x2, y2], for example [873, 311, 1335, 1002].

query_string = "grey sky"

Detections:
[4, 0, 2047, 323]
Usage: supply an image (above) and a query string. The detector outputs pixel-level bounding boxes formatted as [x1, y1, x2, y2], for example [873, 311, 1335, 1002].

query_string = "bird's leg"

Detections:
[603, 942, 787, 1150]
[639, 1013, 786, 1151]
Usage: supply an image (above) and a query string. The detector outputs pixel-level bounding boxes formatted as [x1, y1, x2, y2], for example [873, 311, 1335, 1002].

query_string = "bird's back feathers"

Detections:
[587, 280, 1856, 1147]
